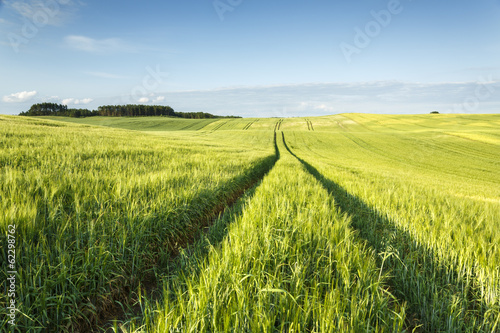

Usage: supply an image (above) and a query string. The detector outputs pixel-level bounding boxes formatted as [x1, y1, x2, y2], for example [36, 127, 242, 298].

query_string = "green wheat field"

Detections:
[1, 113, 499, 332]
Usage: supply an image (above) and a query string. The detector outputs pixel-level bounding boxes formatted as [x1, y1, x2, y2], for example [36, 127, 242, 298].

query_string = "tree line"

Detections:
[19, 103, 239, 119]
[18, 103, 94, 118]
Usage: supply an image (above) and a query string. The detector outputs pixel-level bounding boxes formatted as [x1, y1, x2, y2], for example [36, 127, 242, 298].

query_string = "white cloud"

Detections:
[314, 104, 335, 112]
[43, 95, 60, 102]
[61, 97, 93, 105]
[80, 98, 93, 104]
[5, 0, 79, 27]
[154, 96, 165, 102]
[2, 90, 37, 102]
[138, 97, 149, 103]
[145, 80, 500, 117]
[64, 35, 132, 53]
[298, 102, 335, 112]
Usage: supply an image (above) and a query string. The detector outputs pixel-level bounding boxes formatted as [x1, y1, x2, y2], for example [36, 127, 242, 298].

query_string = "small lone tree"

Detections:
[430, 111, 440, 114]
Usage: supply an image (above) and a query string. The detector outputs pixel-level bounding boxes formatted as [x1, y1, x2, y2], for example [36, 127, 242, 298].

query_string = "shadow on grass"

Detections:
[159, 131, 280, 275]
[103, 132, 281, 331]
[281, 132, 492, 332]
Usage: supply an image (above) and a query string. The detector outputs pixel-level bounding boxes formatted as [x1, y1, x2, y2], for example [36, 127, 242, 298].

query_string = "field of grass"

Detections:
[0, 115, 275, 331]
[1, 113, 499, 332]
[41, 116, 220, 132]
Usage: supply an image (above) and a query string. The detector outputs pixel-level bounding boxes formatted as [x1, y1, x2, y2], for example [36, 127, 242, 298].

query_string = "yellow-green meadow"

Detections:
[1, 113, 499, 332]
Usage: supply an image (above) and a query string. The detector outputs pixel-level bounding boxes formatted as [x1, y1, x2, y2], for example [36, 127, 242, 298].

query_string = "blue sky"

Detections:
[1, 0, 499, 116]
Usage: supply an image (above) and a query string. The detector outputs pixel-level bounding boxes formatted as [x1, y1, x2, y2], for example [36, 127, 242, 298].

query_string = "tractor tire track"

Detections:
[243, 119, 259, 130]
[280, 132, 420, 331]
[211, 121, 228, 132]
[306, 119, 314, 131]
[274, 119, 283, 132]
[96, 132, 281, 332]
[276, 119, 283, 131]
[280, 132, 495, 332]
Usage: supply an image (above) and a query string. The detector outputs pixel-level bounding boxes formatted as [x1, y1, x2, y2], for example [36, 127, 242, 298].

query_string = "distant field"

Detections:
[42, 113, 500, 133]
[1, 113, 499, 332]
[42, 115, 219, 131]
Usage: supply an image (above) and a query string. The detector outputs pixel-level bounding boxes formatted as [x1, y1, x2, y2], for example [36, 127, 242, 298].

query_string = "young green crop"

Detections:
[284, 115, 500, 331]
[1, 113, 498, 332]
[0, 115, 275, 332]
[40, 116, 219, 132]
[132, 132, 406, 332]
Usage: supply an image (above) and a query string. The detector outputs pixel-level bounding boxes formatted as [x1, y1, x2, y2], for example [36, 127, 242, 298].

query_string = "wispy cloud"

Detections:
[5, 0, 79, 26]
[64, 35, 133, 53]
[61, 97, 93, 105]
[86, 71, 130, 79]
[3, 90, 37, 102]
[42, 96, 60, 102]
[141, 80, 500, 117]
[298, 102, 336, 113]
[462, 66, 500, 72]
